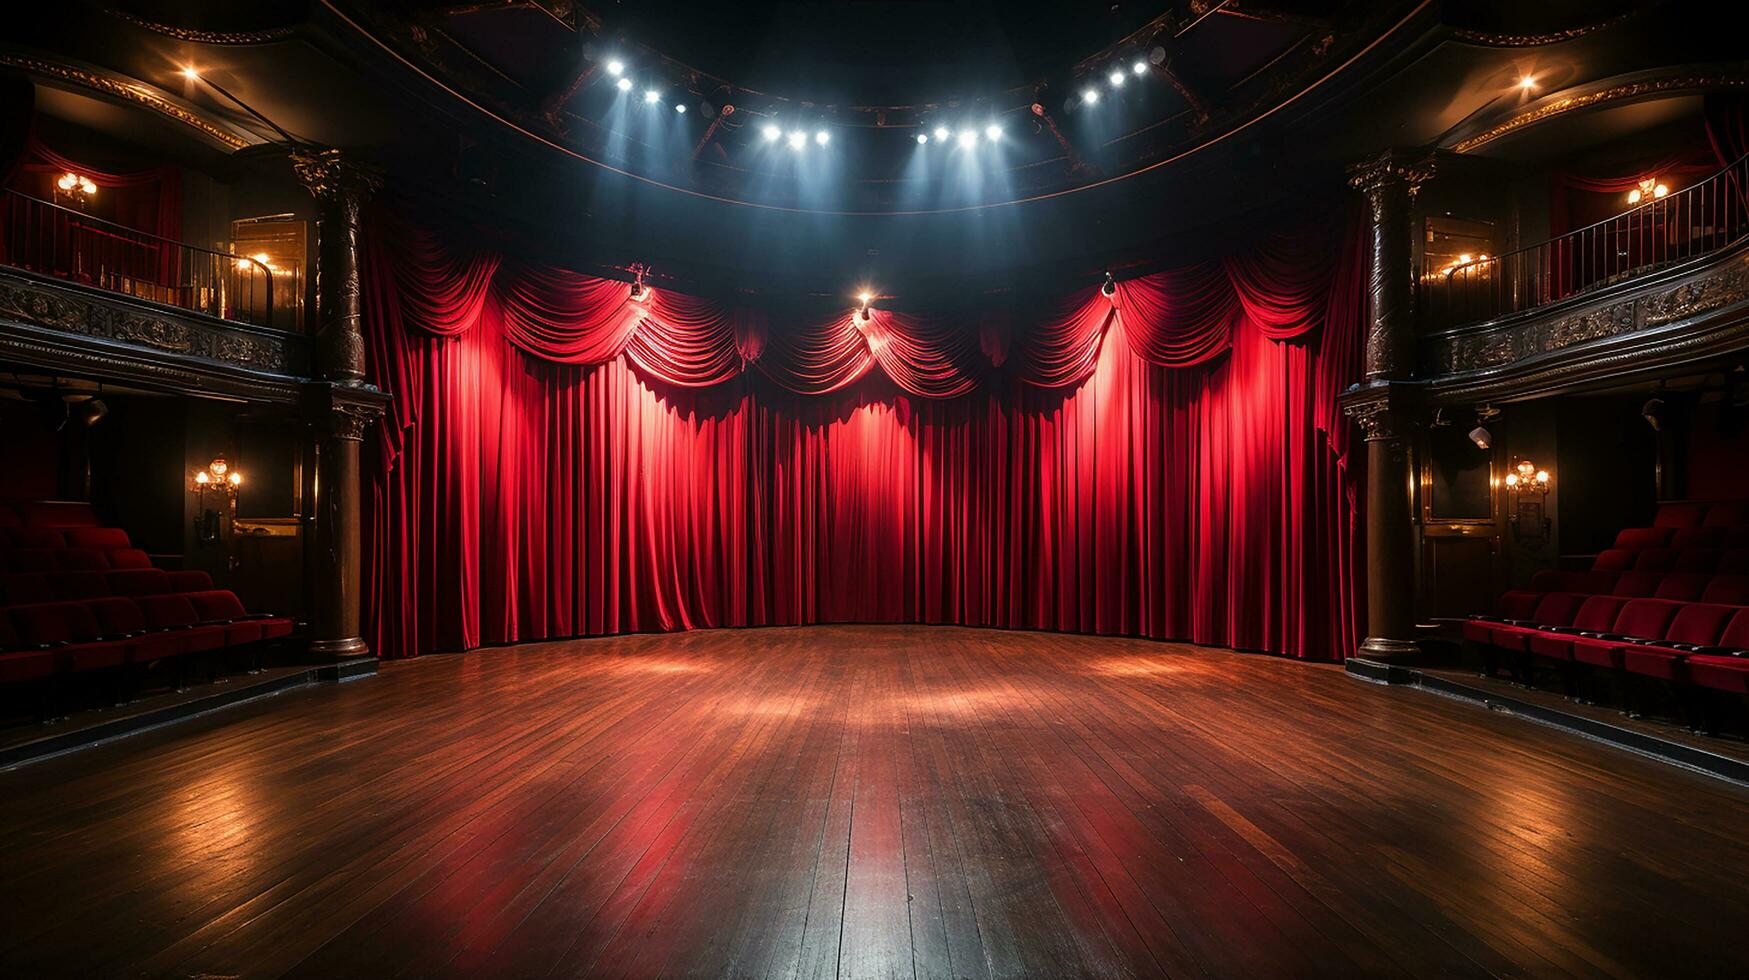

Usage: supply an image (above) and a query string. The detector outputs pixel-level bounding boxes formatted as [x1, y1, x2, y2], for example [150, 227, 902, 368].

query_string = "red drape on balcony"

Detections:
[4, 136, 183, 286]
[360, 206, 1367, 662]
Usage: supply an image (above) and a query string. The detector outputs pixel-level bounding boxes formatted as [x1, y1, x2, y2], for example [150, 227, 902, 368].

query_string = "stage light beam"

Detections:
[1082, 87, 1100, 105]
[984, 124, 1002, 141]
[1133, 60, 1148, 75]
[761, 124, 781, 141]
[934, 125, 950, 141]
[957, 129, 977, 148]
[606, 59, 625, 77]
[1109, 70, 1126, 87]
[644, 89, 661, 104]
[915, 132, 929, 145]
[815, 130, 830, 146]
[616, 77, 632, 92]
[787, 130, 807, 150]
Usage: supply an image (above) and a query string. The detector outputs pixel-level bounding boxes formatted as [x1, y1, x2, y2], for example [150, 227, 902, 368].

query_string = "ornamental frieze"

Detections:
[0, 274, 298, 376]
[1425, 252, 1749, 378]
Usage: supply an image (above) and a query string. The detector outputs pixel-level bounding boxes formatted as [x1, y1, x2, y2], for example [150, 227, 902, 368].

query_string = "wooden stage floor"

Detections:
[2, 626, 1746, 978]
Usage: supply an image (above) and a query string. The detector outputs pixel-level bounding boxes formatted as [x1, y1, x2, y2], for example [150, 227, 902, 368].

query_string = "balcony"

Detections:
[0, 189, 311, 397]
[1418, 153, 1749, 400]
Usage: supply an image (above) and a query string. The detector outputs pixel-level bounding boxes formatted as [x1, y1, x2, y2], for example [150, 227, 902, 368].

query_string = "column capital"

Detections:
[1345, 149, 1436, 196]
[1340, 381, 1423, 445]
[302, 381, 389, 443]
[291, 148, 383, 208]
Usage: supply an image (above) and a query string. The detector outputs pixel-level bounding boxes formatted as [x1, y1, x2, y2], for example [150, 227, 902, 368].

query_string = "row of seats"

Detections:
[0, 592, 292, 688]
[1647, 501, 1749, 528]
[1, 548, 155, 573]
[1514, 570, 1749, 603]
[1465, 594, 1749, 701]
[2, 569, 215, 606]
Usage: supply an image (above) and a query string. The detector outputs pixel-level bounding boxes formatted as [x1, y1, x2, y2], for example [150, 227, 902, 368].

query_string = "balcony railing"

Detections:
[0, 189, 274, 328]
[1430, 153, 1749, 330]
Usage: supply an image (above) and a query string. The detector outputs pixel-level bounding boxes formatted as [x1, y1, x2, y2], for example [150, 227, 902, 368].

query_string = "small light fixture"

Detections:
[1108, 69, 1126, 88]
[1133, 60, 1148, 75]
[915, 132, 929, 145]
[1082, 87, 1100, 105]
[984, 123, 1002, 141]
[1502, 459, 1550, 494]
[190, 455, 243, 546]
[933, 125, 950, 142]
[814, 130, 830, 146]
[761, 124, 781, 142]
[674, 103, 686, 114]
[1517, 74, 1536, 91]
[1468, 426, 1491, 449]
[54, 172, 98, 208]
[181, 66, 200, 81]
[616, 77, 633, 92]
[1503, 458, 1551, 539]
[1101, 271, 1117, 298]
[644, 89, 662, 104]
[957, 129, 977, 148]
[787, 131, 807, 150]
[1626, 177, 1669, 206]
[605, 59, 625, 77]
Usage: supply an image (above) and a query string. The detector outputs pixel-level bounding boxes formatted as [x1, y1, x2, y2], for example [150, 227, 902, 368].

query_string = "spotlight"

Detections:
[915, 132, 929, 145]
[1468, 426, 1491, 450]
[787, 130, 807, 150]
[180, 66, 200, 81]
[1108, 70, 1126, 87]
[984, 123, 1002, 141]
[1149, 46, 1167, 66]
[644, 89, 661, 104]
[1082, 87, 1100, 105]
[606, 59, 625, 77]
[1642, 397, 1665, 432]
[857, 288, 874, 321]
[1133, 60, 1148, 75]
[815, 130, 830, 146]
[933, 125, 950, 141]
[957, 129, 977, 148]
[1517, 74, 1536, 91]
[1101, 271, 1116, 297]
[616, 77, 632, 92]
[761, 124, 781, 141]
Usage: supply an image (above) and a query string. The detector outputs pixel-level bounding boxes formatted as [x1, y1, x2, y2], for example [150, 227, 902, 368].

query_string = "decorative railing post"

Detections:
[1343, 150, 1434, 664]
[292, 148, 388, 669]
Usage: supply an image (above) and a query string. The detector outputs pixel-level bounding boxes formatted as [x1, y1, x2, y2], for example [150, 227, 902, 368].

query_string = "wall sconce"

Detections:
[1627, 177, 1669, 206]
[54, 172, 97, 209]
[1503, 458, 1551, 539]
[190, 455, 243, 546]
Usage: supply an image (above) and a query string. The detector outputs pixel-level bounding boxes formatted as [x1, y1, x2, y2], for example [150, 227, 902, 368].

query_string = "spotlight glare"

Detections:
[857, 290, 873, 304]
[1133, 60, 1148, 75]
[761, 124, 781, 141]
[1109, 70, 1126, 87]
[984, 124, 1001, 141]
[644, 89, 661, 104]
[180, 66, 200, 81]
[1082, 87, 1100, 105]
[605, 59, 625, 77]
[815, 130, 830, 146]
[674, 103, 686, 113]
[957, 129, 977, 148]
[915, 132, 929, 145]
[787, 130, 807, 150]
[615, 77, 632, 92]
[933, 125, 950, 141]
[1518, 74, 1536, 90]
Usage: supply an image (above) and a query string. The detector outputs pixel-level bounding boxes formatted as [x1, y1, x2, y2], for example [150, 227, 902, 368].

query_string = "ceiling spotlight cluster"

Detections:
[914, 122, 1001, 148]
[760, 125, 833, 151]
[1080, 58, 1154, 108]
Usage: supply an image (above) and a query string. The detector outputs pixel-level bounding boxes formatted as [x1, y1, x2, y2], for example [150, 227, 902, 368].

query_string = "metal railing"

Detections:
[0, 188, 274, 328]
[1430, 153, 1749, 329]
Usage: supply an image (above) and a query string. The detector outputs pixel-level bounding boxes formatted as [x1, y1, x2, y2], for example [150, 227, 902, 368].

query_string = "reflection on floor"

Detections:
[2, 626, 1746, 977]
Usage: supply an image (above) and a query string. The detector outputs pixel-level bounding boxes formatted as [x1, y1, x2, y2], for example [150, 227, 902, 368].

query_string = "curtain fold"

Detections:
[360, 207, 1368, 663]
[1225, 227, 1335, 340]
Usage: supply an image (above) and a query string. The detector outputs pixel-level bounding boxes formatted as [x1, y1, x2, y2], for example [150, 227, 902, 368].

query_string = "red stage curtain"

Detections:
[5, 136, 183, 285]
[1111, 263, 1241, 366]
[1225, 227, 1336, 339]
[360, 208, 1367, 662]
[492, 259, 639, 362]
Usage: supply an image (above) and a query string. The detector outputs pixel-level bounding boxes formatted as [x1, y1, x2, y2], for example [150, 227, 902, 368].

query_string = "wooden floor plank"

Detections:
[2, 625, 1747, 979]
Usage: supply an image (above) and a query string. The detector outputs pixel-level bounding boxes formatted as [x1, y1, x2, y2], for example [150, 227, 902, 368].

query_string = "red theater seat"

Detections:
[4, 601, 127, 673]
[1527, 595, 1631, 663]
[1, 573, 54, 606]
[1610, 572, 1663, 598]
[1632, 548, 1679, 572]
[1619, 603, 1741, 681]
[1569, 599, 1682, 671]
[103, 549, 153, 570]
[1685, 654, 1749, 695]
[1483, 592, 1590, 652]
[1593, 549, 1637, 572]
[85, 598, 185, 665]
[1, 527, 65, 549]
[1718, 549, 1749, 574]
[3, 550, 56, 572]
[1669, 527, 1727, 549]
[52, 548, 110, 571]
[167, 570, 214, 592]
[60, 527, 131, 549]
[1652, 573, 1711, 602]
[104, 568, 172, 597]
[1701, 575, 1749, 605]
[185, 590, 293, 642]
[1613, 527, 1674, 549]
[1671, 549, 1721, 572]
[133, 595, 228, 653]
[47, 571, 111, 600]
[1655, 503, 1708, 528]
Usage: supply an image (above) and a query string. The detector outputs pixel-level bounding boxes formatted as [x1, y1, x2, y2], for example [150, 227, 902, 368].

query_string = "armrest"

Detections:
[1539, 626, 1584, 634]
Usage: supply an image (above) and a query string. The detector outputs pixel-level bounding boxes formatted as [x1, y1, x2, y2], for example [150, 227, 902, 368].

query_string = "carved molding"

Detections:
[305, 382, 389, 442]
[101, 10, 299, 45]
[0, 272, 301, 376]
[1340, 382, 1422, 451]
[1451, 73, 1749, 154]
[291, 149, 385, 206]
[1345, 150, 1436, 197]
[0, 53, 252, 151]
[1426, 251, 1749, 377]
[1444, 9, 1643, 47]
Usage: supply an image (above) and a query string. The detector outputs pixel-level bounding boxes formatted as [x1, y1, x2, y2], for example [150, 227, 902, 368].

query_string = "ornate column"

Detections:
[293, 149, 388, 667]
[1343, 150, 1433, 663]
